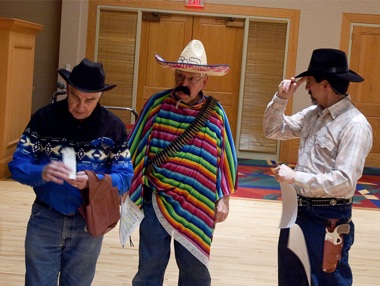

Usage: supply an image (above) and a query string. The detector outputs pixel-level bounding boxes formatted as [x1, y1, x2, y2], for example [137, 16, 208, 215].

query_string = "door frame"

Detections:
[341, 13, 380, 167]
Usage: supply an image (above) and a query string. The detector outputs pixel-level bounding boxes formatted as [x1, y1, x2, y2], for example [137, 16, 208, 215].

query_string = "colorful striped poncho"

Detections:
[127, 89, 237, 265]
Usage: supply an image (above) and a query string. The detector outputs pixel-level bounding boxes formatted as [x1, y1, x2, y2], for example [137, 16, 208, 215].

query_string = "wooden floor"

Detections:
[1, 179, 380, 286]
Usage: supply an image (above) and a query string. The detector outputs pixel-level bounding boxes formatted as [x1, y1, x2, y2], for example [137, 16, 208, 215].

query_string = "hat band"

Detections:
[310, 66, 349, 73]
[327, 67, 349, 73]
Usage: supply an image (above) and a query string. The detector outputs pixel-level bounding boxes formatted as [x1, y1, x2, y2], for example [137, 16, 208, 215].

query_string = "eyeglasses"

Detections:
[174, 71, 205, 85]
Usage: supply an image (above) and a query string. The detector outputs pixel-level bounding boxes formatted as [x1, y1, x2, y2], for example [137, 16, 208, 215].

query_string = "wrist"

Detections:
[276, 92, 288, 99]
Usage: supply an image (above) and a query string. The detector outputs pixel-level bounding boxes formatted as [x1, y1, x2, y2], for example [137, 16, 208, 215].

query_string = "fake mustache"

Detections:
[174, 85, 191, 96]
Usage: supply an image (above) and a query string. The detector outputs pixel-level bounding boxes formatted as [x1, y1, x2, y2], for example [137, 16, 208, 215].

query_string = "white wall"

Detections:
[58, 0, 88, 75]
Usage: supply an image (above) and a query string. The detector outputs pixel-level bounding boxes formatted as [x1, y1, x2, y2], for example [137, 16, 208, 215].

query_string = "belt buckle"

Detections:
[298, 197, 303, 206]
[329, 198, 338, 206]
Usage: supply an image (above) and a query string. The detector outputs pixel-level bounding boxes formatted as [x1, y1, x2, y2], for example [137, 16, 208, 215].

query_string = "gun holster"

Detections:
[322, 219, 344, 273]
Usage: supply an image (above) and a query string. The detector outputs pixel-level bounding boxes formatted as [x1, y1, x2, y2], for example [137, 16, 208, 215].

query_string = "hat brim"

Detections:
[58, 69, 116, 92]
[295, 69, 364, 82]
[155, 55, 230, 76]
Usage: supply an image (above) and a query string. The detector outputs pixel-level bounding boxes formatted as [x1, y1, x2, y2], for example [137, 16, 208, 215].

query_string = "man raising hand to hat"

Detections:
[128, 39, 237, 286]
[264, 49, 373, 285]
[8, 58, 134, 285]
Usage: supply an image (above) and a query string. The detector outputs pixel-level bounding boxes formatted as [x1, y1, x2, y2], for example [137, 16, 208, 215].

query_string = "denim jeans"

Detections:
[25, 200, 104, 286]
[278, 204, 354, 286]
[132, 193, 211, 286]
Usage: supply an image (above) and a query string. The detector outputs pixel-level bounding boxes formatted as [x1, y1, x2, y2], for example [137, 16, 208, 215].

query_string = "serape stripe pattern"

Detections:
[127, 90, 237, 265]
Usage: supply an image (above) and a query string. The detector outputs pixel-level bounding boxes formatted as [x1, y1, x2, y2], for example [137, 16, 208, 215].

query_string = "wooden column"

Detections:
[0, 18, 43, 178]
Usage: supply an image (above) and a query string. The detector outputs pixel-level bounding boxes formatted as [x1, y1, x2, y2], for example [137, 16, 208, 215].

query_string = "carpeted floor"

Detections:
[234, 159, 380, 210]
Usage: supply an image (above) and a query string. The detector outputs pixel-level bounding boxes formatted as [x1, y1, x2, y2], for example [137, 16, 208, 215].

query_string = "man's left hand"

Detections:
[67, 171, 89, 190]
[215, 195, 230, 223]
[274, 164, 295, 184]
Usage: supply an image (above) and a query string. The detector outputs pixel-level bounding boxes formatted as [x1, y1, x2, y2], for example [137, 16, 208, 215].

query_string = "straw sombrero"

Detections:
[155, 39, 230, 76]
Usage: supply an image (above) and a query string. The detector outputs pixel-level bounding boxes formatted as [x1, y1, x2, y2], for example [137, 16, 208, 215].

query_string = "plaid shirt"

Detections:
[264, 94, 372, 199]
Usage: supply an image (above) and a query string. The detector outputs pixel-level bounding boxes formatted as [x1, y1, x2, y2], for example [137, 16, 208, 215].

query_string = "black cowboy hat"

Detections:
[58, 58, 116, 92]
[295, 48, 364, 82]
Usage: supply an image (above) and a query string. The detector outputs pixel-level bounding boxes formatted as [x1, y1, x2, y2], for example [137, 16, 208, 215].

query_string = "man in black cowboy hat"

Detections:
[264, 48, 373, 285]
[9, 58, 134, 285]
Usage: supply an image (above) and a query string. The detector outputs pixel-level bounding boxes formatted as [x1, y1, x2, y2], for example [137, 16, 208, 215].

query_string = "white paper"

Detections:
[288, 224, 311, 286]
[62, 147, 76, 179]
[119, 195, 144, 247]
[279, 182, 298, 229]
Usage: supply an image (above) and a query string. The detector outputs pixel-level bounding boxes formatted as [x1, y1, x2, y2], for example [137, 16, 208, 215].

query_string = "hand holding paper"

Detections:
[62, 147, 76, 179]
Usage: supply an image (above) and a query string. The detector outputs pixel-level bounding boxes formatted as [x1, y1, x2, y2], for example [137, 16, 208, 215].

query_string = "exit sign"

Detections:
[185, 0, 205, 8]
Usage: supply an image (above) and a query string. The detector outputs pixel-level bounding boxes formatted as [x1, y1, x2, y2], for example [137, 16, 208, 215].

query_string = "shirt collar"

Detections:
[324, 96, 352, 119]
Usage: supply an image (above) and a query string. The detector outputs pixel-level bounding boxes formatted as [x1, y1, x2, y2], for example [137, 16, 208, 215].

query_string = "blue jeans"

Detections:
[278, 204, 354, 286]
[25, 200, 104, 286]
[132, 194, 211, 286]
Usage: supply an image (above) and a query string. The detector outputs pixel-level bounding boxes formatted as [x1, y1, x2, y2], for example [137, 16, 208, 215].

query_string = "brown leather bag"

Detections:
[78, 170, 120, 237]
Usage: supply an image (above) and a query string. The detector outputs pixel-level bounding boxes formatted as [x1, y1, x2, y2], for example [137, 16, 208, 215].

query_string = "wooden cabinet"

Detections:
[0, 18, 43, 178]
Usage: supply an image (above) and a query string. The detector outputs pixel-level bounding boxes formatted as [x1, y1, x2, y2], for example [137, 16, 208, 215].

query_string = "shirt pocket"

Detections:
[312, 136, 337, 171]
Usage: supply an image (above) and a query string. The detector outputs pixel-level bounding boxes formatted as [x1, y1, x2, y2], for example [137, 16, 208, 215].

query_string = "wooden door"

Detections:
[137, 13, 244, 138]
[193, 17, 244, 139]
[349, 25, 380, 167]
[137, 13, 192, 110]
[97, 10, 138, 126]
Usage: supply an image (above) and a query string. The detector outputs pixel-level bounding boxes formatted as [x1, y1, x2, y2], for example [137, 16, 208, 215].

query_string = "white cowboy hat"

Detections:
[155, 39, 230, 76]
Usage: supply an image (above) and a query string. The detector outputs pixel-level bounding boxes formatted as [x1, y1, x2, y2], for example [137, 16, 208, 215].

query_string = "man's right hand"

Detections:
[277, 76, 306, 99]
[42, 161, 72, 184]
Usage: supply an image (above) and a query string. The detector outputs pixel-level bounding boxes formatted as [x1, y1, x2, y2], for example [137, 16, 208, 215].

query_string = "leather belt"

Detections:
[298, 196, 353, 207]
